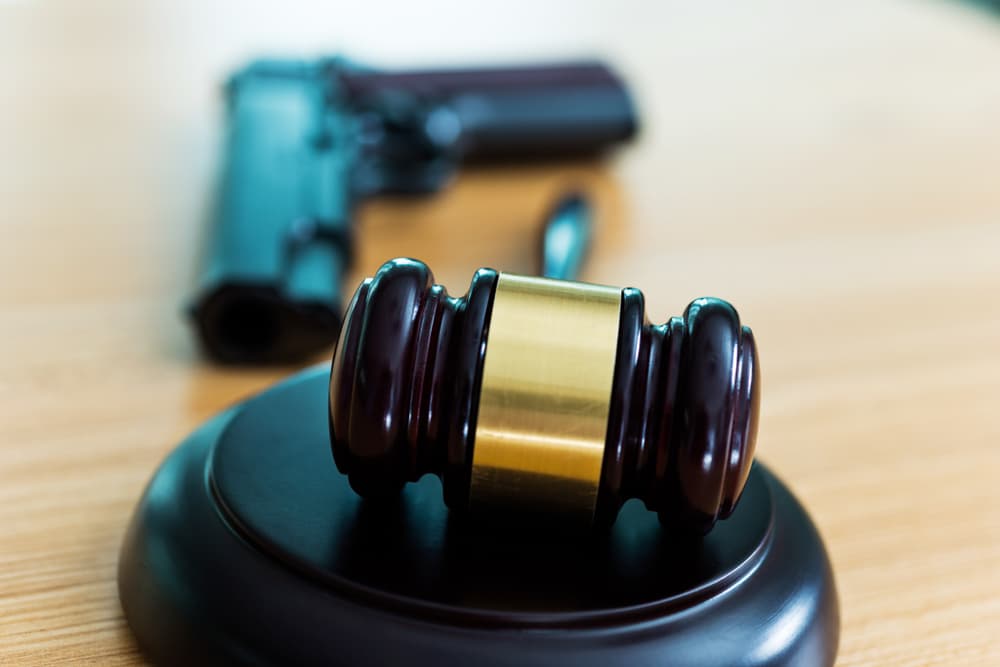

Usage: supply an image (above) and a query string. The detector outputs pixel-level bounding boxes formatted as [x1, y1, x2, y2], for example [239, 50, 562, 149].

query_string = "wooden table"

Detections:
[3, 1, 999, 664]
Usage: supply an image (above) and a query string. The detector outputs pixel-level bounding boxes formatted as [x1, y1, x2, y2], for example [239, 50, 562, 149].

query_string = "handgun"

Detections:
[189, 57, 638, 363]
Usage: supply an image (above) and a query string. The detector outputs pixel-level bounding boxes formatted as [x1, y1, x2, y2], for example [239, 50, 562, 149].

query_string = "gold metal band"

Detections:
[470, 273, 622, 522]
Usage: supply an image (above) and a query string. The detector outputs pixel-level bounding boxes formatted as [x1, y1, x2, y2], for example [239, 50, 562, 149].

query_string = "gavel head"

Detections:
[329, 258, 760, 533]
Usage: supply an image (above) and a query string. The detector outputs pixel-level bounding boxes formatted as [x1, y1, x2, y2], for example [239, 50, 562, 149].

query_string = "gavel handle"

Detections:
[540, 192, 593, 282]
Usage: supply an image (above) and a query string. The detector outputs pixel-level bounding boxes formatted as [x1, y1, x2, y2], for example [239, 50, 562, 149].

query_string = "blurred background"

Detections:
[2, 0, 999, 664]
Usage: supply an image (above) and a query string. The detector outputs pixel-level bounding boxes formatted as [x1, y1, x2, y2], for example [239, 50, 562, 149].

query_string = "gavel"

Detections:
[329, 258, 759, 533]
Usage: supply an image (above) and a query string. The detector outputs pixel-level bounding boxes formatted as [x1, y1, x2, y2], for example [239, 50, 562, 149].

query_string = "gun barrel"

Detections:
[190, 62, 349, 364]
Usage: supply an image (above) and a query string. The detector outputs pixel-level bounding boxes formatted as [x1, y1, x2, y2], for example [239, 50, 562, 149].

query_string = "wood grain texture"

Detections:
[2, 0, 999, 664]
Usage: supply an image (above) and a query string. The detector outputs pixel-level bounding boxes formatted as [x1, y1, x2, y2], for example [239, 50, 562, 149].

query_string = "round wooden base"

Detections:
[118, 367, 839, 666]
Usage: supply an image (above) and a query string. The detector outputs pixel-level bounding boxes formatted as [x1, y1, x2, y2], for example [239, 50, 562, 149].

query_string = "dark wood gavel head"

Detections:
[329, 258, 760, 533]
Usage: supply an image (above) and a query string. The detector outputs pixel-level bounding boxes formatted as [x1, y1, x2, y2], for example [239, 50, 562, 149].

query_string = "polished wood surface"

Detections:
[2, 0, 999, 664]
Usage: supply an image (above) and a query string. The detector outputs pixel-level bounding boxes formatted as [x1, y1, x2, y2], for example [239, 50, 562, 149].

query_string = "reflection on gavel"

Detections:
[328, 252, 760, 533]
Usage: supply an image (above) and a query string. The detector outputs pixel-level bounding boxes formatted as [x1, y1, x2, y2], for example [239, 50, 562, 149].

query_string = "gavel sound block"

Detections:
[117, 260, 838, 666]
[330, 258, 760, 531]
